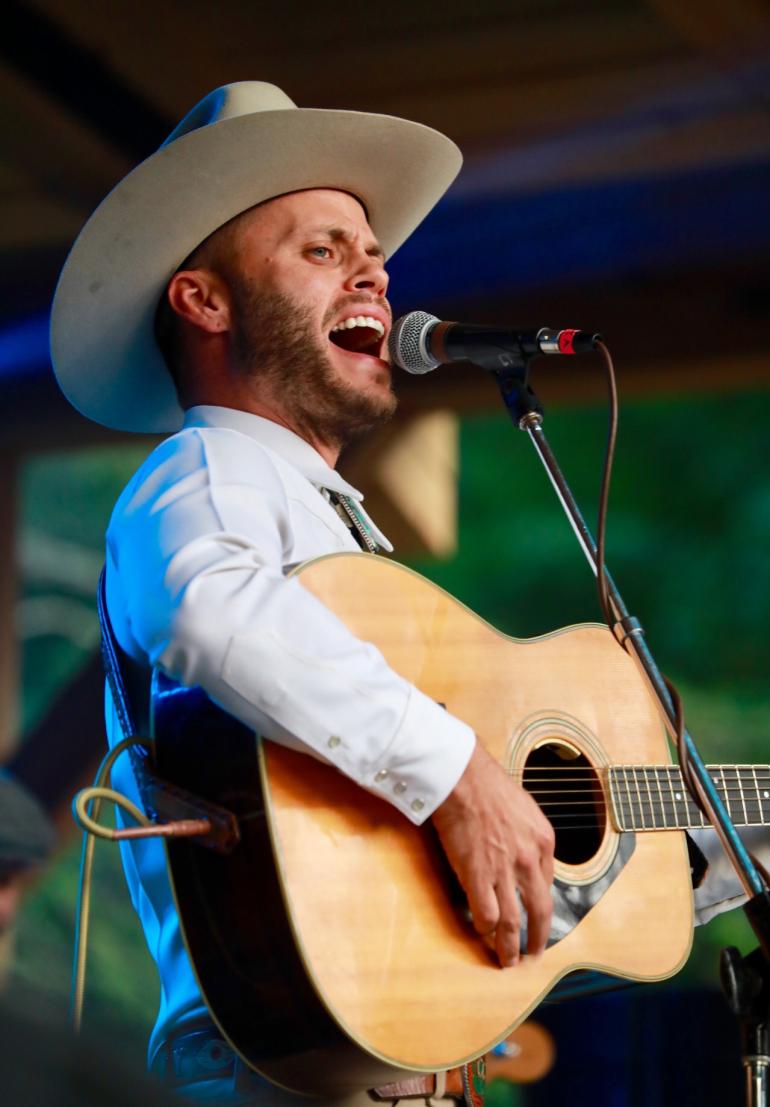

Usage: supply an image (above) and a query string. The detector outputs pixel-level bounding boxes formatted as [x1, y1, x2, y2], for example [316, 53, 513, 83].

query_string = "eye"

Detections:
[308, 245, 334, 260]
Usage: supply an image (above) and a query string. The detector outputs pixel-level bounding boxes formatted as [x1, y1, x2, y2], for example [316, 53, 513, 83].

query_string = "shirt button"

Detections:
[375, 769, 388, 782]
[411, 799, 425, 813]
[394, 781, 408, 795]
[327, 736, 341, 749]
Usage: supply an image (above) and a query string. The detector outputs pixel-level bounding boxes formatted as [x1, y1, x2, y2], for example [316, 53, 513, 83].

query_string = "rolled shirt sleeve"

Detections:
[106, 417, 475, 823]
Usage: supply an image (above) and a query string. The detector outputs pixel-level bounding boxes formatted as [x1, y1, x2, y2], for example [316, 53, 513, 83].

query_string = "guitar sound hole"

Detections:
[523, 742, 606, 866]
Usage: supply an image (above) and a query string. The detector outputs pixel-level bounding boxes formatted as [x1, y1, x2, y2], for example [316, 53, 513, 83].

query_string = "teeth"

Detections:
[331, 315, 385, 337]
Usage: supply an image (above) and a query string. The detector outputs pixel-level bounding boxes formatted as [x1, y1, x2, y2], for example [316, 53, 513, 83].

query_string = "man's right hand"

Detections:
[431, 742, 555, 968]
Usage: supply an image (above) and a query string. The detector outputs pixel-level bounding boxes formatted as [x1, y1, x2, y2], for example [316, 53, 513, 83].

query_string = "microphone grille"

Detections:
[388, 311, 440, 374]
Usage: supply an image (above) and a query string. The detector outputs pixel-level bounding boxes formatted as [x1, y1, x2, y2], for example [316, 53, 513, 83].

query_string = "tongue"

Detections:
[329, 326, 381, 354]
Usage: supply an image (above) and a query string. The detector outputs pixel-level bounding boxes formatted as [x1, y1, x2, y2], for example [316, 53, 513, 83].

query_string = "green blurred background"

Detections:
[10, 387, 770, 1079]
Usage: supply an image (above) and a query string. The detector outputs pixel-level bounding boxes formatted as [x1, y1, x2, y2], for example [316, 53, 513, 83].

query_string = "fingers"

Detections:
[518, 865, 553, 957]
[465, 877, 500, 943]
[464, 873, 521, 968]
[463, 848, 552, 967]
[513, 823, 554, 958]
[432, 748, 556, 969]
[493, 874, 522, 967]
[538, 820, 556, 888]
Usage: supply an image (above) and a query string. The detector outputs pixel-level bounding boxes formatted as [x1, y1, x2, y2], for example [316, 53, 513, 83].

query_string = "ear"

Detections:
[166, 268, 232, 335]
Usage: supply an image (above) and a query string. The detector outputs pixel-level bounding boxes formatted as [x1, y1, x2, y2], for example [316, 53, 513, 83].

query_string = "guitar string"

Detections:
[511, 770, 768, 782]
[524, 799, 759, 812]
[517, 779, 766, 790]
[525, 789, 764, 803]
[528, 801, 708, 819]
[508, 770, 765, 779]
[525, 779, 767, 821]
[511, 783, 765, 792]
[529, 799, 711, 812]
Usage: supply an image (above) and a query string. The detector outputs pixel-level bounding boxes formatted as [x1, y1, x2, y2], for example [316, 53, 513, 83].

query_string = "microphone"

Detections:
[388, 311, 601, 374]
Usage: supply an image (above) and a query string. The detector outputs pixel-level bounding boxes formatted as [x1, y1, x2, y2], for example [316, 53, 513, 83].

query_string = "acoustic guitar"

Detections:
[151, 553, 767, 1095]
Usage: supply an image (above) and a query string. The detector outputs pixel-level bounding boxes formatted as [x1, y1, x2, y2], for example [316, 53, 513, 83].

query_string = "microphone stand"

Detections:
[489, 357, 770, 1106]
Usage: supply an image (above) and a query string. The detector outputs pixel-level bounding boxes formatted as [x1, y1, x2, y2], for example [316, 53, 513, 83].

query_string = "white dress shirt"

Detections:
[105, 404, 476, 1060]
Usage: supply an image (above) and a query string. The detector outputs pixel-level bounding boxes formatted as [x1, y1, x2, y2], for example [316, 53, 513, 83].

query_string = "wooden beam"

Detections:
[395, 350, 770, 420]
[0, 63, 131, 219]
[342, 412, 459, 558]
[648, 0, 770, 54]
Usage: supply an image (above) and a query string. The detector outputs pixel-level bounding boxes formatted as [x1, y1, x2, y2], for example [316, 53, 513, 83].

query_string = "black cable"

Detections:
[594, 340, 617, 632]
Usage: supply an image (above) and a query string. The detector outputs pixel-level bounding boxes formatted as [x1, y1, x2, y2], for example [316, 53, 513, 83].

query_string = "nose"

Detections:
[345, 250, 389, 299]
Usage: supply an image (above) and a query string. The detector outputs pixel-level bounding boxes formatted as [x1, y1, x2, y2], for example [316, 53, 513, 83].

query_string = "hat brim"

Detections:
[50, 107, 462, 433]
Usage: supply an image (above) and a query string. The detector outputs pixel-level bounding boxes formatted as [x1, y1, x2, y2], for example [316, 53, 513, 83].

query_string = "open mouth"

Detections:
[328, 315, 387, 361]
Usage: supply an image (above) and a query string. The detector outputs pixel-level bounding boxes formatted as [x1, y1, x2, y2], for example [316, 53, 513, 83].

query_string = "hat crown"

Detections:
[162, 82, 298, 148]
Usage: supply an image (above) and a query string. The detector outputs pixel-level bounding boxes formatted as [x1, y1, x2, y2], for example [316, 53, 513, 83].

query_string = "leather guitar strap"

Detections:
[96, 566, 157, 821]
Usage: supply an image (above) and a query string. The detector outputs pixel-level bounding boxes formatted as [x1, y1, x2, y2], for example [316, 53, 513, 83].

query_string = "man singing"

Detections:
[50, 82, 555, 1104]
[51, 78, 763, 1105]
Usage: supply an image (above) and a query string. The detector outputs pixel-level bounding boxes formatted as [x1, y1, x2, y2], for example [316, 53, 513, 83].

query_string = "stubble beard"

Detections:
[230, 284, 397, 451]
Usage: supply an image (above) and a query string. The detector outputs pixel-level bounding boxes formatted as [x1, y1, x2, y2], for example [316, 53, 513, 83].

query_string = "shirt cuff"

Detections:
[361, 685, 476, 825]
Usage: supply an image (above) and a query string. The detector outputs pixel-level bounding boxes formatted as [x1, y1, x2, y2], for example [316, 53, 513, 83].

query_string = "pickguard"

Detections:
[521, 832, 636, 952]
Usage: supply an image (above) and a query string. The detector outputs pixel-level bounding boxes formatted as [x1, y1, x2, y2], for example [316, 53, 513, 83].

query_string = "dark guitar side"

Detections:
[152, 675, 420, 1094]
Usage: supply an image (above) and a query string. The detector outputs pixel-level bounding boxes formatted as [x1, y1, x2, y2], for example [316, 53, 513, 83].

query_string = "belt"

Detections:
[149, 1023, 237, 1084]
[150, 1024, 474, 1101]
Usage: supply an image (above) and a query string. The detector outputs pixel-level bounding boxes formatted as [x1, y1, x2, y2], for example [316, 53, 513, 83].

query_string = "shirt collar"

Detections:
[182, 406, 393, 551]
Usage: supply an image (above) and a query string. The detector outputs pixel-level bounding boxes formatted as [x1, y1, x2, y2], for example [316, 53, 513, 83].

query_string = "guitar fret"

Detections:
[624, 766, 642, 830]
[733, 767, 748, 826]
[610, 768, 632, 831]
[654, 766, 672, 828]
[688, 777, 708, 828]
[669, 767, 690, 828]
[633, 767, 647, 829]
[720, 767, 732, 821]
[616, 767, 629, 830]
[654, 767, 669, 829]
[696, 797, 707, 827]
[642, 768, 656, 829]
[757, 769, 770, 824]
[682, 791, 704, 829]
[749, 766, 764, 825]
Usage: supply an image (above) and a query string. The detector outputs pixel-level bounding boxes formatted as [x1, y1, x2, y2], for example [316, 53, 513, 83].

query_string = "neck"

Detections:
[237, 396, 342, 467]
[609, 763, 770, 831]
[183, 393, 341, 467]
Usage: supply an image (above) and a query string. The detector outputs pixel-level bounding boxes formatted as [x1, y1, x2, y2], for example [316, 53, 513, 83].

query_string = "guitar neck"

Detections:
[608, 765, 770, 832]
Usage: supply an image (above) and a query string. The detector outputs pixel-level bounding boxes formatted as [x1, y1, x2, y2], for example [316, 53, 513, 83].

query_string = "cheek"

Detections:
[267, 265, 335, 312]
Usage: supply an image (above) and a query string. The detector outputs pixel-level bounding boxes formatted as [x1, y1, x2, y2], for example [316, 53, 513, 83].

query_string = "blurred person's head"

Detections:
[0, 773, 55, 984]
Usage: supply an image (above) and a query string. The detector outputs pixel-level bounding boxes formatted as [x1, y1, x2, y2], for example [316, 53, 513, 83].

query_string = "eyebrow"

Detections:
[303, 225, 385, 261]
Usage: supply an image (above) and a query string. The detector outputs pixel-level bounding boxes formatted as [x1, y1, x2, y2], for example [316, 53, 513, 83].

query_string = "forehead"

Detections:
[238, 188, 377, 246]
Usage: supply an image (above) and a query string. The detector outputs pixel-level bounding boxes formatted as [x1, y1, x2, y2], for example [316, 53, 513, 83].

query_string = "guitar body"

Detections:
[152, 553, 693, 1094]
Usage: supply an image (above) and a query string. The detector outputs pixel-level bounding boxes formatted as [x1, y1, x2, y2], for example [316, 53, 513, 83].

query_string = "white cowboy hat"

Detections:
[50, 81, 462, 433]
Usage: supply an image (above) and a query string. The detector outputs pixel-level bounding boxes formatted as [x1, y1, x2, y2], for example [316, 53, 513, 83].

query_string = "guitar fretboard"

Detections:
[608, 765, 770, 831]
